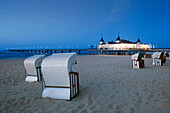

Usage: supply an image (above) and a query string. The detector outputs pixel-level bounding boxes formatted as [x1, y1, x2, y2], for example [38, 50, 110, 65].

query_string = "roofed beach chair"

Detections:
[152, 52, 164, 66]
[132, 53, 144, 68]
[165, 52, 169, 58]
[24, 55, 45, 82]
[163, 52, 166, 63]
[41, 53, 79, 100]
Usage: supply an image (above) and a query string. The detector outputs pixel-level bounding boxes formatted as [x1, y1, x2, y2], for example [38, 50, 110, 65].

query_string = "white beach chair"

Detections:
[152, 52, 164, 66]
[163, 52, 166, 63]
[41, 53, 79, 100]
[132, 53, 144, 68]
[24, 55, 45, 82]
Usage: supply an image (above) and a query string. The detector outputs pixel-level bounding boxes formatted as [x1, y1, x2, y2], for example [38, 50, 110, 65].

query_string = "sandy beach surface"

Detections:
[0, 55, 170, 113]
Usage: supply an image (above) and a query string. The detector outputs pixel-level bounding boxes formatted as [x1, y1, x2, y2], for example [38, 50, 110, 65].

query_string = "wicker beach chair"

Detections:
[152, 52, 164, 66]
[132, 53, 144, 68]
[163, 52, 166, 63]
[41, 53, 79, 100]
[24, 55, 45, 82]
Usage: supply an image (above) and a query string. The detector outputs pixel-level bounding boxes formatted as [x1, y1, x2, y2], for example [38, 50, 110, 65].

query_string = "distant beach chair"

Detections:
[163, 52, 166, 63]
[132, 53, 144, 68]
[165, 52, 169, 57]
[41, 53, 79, 100]
[152, 52, 164, 66]
[24, 55, 45, 82]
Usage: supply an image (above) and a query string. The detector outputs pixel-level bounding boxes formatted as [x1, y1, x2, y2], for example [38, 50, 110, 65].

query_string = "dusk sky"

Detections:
[0, 0, 170, 49]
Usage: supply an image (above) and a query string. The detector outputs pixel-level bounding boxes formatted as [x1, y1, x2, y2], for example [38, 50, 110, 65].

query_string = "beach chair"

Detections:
[132, 53, 144, 68]
[24, 55, 45, 82]
[41, 53, 79, 100]
[165, 52, 169, 57]
[152, 52, 164, 66]
[163, 52, 166, 63]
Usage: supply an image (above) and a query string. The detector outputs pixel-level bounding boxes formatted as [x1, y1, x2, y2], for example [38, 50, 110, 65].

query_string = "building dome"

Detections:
[116, 36, 121, 41]
[137, 38, 141, 43]
[100, 37, 104, 44]
[100, 37, 104, 42]
[116, 36, 121, 43]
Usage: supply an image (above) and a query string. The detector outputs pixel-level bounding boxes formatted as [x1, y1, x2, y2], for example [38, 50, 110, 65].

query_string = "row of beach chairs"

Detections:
[132, 52, 168, 68]
[24, 53, 79, 100]
[24, 52, 169, 100]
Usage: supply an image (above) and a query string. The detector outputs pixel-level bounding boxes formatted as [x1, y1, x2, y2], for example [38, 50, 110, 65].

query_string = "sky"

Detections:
[0, 0, 170, 49]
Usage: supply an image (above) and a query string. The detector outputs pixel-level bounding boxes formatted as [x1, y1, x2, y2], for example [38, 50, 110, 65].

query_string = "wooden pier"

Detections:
[7, 49, 93, 55]
[6, 48, 170, 55]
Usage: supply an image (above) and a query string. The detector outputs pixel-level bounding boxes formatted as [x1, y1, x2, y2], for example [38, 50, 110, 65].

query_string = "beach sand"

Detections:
[0, 55, 170, 113]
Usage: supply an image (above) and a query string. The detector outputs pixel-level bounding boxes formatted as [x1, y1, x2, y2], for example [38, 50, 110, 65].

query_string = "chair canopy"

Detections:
[41, 53, 77, 87]
[152, 52, 164, 59]
[24, 55, 45, 75]
[132, 53, 144, 60]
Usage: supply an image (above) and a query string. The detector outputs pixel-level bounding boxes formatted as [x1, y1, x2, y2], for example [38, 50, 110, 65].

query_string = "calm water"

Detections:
[0, 50, 35, 59]
[0, 50, 92, 59]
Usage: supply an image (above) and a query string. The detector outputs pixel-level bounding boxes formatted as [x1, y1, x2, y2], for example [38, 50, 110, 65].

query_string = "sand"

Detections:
[0, 55, 170, 113]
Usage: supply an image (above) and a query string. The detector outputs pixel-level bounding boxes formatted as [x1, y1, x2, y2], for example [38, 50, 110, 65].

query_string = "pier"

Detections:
[6, 48, 170, 55]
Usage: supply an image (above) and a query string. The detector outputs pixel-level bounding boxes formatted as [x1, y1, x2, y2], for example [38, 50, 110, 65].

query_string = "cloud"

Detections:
[21, 13, 58, 23]
[21, 13, 36, 18]
[103, 17, 115, 23]
[103, 0, 131, 23]
[44, 19, 57, 23]
[20, 13, 80, 27]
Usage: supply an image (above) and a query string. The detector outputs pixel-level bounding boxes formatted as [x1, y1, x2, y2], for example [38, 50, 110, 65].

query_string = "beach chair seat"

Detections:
[41, 53, 79, 100]
[155, 58, 163, 66]
[132, 53, 144, 68]
[152, 52, 164, 66]
[24, 55, 45, 82]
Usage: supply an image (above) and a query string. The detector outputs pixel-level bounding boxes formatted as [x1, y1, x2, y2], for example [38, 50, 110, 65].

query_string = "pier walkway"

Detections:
[7, 48, 170, 55]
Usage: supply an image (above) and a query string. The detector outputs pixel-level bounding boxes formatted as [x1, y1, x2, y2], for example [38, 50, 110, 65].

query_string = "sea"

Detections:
[0, 50, 93, 59]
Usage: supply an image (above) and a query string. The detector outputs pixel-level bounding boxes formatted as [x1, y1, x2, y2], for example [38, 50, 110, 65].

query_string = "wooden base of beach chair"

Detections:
[25, 67, 42, 82]
[70, 72, 79, 100]
[155, 59, 163, 66]
[132, 60, 144, 69]
[25, 75, 38, 82]
[42, 72, 79, 100]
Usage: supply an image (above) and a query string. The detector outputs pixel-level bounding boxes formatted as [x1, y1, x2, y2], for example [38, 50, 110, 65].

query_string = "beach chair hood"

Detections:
[24, 55, 45, 75]
[131, 53, 144, 60]
[41, 53, 77, 87]
[152, 52, 163, 59]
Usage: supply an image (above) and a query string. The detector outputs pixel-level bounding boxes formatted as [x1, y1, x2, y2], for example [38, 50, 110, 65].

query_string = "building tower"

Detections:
[100, 35, 104, 44]
[137, 38, 141, 44]
[116, 32, 121, 43]
[136, 35, 141, 49]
